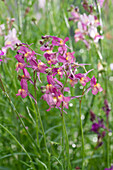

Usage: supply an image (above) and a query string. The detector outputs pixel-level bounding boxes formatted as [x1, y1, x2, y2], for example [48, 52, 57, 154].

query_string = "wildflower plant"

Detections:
[0, 0, 112, 170]
[14, 35, 103, 170]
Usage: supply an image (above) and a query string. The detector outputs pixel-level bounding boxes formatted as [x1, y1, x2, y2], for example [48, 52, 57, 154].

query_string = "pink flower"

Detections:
[74, 73, 90, 86]
[98, 0, 105, 8]
[16, 79, 28, 98]
[16, 62, 25, 72]
[44, 52, 57, 66]
[52, 67, 63, 78]
[18, 46, 36, 61]
[2, 28, 21, 55]
[15, 54, 25, 64]
[50, 36, 69, 47]
[0, 50, 4, 61]
[69, 8, 103, 48]
[90, 76, 103, 95]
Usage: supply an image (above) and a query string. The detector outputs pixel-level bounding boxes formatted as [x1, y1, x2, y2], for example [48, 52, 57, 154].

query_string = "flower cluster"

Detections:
[0, 18, 21, 59]
[15, 36, 103, 112]
[69, 4, 103, 49]
[90, 110, 106, 149]
[15, 43, 47, 102]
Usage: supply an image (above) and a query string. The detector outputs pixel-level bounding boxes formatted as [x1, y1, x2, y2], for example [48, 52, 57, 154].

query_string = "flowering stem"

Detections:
[79, 96, 84, 170]
[61, 105, 71, 170]
[106, 116, 110, 168]
[61, 75, 71, 170]
[61, 109, 66, 169]
[33, 71, 40, 148]
[17, 0, 22, 33]
[35, 103, 51, 169]
[33, 71, 51, 169]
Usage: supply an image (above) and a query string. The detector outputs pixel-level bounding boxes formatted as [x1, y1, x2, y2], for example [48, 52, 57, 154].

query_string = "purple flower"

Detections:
[58, 52, 75, 64]
[74, 73, 90, 86]
[52, 67, 64, 78]
[90, 76, 103, 95]
[90, 110, 96, 122]
[15, 54, 25, 64]
[23, 68, 31, 79]
[0, 50, 4, 56]
[102, 99, 111, 118]
[0, 50, 4, 61]
[16, 79, 28, 98]
[91, 122, 100, 133]
[50, 36, 69, 47]
[90, 110, 106, 149]
[16, 62, 25, 72]
[41, 92, 70, 111]
[44, 52, 57, 66]
[18, 45, 36, 61]
[29, 59, 48, 73]
[37, 60, 48, 73]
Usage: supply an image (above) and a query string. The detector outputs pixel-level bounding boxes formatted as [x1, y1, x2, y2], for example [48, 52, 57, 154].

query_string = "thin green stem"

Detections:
[6, 92, 39, 151]
[17, 0, 22, 33]
[88, 150, 94, 170]
[33, 71, 51, 169]
[63, 11, 73, 52]
[35, 103, 51, 169]
[0, 80, 40, 154]
[79, 98, 84, 170]
[61, 114, 66, 169]
[61, 75, 71, 170]
[61, 109, 71, 170]
[0, 124, 35, 170]
[106, 117, 110, 168]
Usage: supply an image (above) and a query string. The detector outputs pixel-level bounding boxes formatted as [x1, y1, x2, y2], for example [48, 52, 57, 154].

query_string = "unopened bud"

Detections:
[25, 7, 30, 15]
[75, 6, 79, 12]
[39, 40, 44, 45]
[41, 86, 46, 93]
[11, 18, 15, 22]
[41, 35, 49, 39]
[97, 62, 104, 73]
